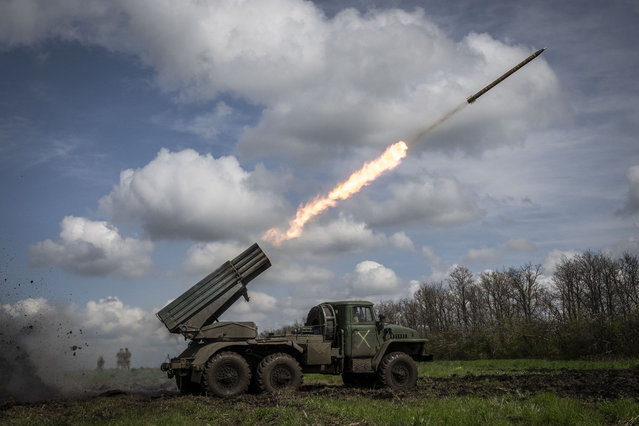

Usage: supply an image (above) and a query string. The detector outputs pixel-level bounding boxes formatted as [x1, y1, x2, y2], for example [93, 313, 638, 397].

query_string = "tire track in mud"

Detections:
[294, 368, 639, 401]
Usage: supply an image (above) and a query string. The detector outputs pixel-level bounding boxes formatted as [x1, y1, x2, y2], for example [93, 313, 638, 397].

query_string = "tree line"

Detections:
[376, 251, 639, 360]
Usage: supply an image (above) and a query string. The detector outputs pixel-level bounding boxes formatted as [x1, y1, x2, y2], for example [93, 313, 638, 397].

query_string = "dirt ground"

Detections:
[2, 368, 638, 417]
[301, 368, 639, 401]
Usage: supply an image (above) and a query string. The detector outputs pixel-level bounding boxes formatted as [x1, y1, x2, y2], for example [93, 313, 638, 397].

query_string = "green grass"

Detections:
[305, 393, 617, 425]
[6, 393, 638, 426]
[63, 367, 172, 386]
[418, 358, 639, 378]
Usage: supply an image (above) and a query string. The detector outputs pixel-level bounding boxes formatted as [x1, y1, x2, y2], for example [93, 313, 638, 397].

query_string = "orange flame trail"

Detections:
[264, 141, 408, 245]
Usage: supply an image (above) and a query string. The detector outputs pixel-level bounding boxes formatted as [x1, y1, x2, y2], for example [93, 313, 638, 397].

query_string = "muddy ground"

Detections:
[305, 368, 639, 401]
[2, 368, 638, 417]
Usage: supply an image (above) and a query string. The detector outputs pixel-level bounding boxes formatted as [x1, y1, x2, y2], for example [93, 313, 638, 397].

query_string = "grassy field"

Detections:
[2, 360, 639, 425]
[416, 358, 639, 378]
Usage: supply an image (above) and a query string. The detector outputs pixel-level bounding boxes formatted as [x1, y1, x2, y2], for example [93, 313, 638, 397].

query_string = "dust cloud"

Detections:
[0, 300, 84, 401]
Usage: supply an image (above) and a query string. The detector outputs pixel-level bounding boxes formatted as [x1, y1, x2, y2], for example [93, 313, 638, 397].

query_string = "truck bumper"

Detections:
[161, 358, 195, 378]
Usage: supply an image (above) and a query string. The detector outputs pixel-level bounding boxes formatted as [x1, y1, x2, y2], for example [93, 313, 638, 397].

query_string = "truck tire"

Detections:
[256, 353, 303, 393]
[203, 351, 251, 397]
[377, 351, 418, 391]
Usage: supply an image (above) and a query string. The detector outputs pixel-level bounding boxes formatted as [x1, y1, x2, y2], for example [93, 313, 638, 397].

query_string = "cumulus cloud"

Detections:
[98, 148, 286, 241]
[83, 296, 147, 336]
[617, 165, 639, 215]
[181, 240, 253, 276]
[229, 291, 277, 317]
[229, 291, 306, 330]
[237, 11, 564, 163]
[281, 214, 388, 258]
[0, 1, 564, 166]
[342, 260, 409, 300]
[0, 0, 571, 342]
[264, 260, 338, 310]
[29, 216, 153, 278]
[389, 231, 415, 251]
[263, 215, 417, 262]
[350, 173, 484, 227]
[542, 249, 579, 275]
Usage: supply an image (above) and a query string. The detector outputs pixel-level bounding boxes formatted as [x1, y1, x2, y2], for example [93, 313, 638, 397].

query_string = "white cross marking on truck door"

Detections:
[356, 330, 371, 349]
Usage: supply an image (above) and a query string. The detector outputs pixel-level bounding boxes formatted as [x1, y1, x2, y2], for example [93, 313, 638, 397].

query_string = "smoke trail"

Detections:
[406, 101, 467, 147]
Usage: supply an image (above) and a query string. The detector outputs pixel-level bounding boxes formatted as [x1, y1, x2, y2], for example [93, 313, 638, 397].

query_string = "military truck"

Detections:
[158, 243, 431, 397]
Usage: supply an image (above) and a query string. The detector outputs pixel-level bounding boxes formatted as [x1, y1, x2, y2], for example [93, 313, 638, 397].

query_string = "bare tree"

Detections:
[508, 263, 545, 323]
[447, 266, 474, 332]
[375, 300, 403, 325]
[479, 270, 514, 325]
[618, 252, 639, 314]
[554, 255, 584, 322]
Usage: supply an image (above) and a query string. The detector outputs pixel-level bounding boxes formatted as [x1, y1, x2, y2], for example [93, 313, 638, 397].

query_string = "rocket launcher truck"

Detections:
[158, 243, 432, 397]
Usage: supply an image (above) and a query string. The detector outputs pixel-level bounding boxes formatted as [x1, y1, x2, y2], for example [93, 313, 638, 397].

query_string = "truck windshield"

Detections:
[352, 306, 373, 323]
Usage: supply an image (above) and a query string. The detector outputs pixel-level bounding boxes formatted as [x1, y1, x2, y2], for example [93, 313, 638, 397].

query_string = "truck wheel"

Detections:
[203, 351, 251, 397]
[256, 353, 302, 393]
[377, 352, 418, 391]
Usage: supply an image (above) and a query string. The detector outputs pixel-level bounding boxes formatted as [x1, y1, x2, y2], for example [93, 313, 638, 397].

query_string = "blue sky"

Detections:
[1, 0, 638, 371]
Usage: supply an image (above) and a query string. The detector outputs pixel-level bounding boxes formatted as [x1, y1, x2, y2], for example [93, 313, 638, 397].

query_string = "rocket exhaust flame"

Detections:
[263, 140, 407, 245]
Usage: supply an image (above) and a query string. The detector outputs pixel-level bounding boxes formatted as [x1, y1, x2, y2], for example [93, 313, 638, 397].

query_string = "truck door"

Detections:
[349, 305, 379, 358]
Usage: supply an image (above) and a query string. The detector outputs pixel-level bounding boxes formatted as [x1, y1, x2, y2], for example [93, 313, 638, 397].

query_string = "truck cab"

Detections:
[310, 301, 430, 376]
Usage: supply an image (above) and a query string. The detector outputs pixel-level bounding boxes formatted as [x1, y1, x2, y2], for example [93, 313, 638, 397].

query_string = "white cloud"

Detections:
[350, 173, 484, 228]
[0, 1, 564, 165]
[542, 249, 579, 275]
[29, 216, 153, 278]
[281, 214, 388, 258]
[236, 19, 564, 162]
[228, 291, 307, 330]
[618, 165, 639, 215]
[261, 260, 338, 311]
[2, 297, 52, 317]
[390, 231, 415, 251]
[230, 291, 277, 317]
[83, 296, 149, 337]
[181, 240, 252, 276]
[98, 148, 286, 241]
[342, 260, 406, 300]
